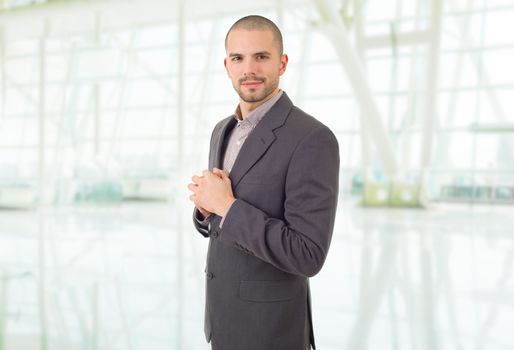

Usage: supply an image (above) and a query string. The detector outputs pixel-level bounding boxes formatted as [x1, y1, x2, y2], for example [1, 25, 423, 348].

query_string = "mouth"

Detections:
[240, 78, 265, 88]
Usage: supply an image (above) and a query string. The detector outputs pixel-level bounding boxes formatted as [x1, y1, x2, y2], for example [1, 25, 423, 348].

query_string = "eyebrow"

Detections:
[254, 51, 271, 56]
[228, 51, 272, 57]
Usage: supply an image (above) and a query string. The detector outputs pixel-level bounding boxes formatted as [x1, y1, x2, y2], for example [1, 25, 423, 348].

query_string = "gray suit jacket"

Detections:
[193, 93, 339, 350]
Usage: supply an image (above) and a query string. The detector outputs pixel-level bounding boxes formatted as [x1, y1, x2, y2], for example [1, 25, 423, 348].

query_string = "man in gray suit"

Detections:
[188, 15, 339, 350]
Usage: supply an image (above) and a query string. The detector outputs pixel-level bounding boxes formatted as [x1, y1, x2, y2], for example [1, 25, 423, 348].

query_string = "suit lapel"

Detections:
[229, 93, 293, 188]
[210, 117, 237, 170]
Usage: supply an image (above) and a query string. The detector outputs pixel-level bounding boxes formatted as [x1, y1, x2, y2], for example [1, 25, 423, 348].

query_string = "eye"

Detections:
[231, 56, 242, 62]
[256, 55, 269, 60]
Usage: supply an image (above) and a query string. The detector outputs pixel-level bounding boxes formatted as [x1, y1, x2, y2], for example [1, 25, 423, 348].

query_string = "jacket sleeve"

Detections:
[192, 208, 212, 238]
[219, 126, 340, 277]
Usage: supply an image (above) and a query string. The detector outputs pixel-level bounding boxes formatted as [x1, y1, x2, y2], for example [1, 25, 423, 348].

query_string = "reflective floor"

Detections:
[1, 201, 513, 350]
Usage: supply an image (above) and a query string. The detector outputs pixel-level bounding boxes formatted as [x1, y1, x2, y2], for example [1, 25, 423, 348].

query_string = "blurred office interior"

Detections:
[0, 0, 513, 349]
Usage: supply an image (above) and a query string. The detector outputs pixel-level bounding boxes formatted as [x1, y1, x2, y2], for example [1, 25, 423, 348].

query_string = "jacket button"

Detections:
[207, 272, 214, 280]
[212, 231, 219, 238]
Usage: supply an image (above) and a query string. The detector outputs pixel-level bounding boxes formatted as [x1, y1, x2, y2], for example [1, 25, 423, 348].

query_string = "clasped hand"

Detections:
[188, 168, 235, 218]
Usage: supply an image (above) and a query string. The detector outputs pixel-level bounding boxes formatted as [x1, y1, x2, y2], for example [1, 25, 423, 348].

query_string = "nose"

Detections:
[242, 59, 258, 77]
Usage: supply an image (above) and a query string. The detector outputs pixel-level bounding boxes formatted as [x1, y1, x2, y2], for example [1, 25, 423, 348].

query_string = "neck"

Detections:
[239, 88, 280, 119]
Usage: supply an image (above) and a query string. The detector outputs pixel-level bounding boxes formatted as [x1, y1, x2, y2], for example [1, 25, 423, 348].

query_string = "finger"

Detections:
[202, 169, 211, 177]
[212, 168, 223, 176]
[212, 169, 223, 179]
[192, 175, 203, 183]
[213, 168, 225, 177]
[198, 207, 211, 217]
[187, 183, 198, 192]
[216, 170, 230, 182]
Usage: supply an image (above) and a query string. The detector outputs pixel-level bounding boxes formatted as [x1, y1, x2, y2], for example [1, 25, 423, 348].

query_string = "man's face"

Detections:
[224, 29, 288, 104]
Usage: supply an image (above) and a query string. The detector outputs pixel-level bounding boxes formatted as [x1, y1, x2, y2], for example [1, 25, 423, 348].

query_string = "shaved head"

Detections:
[225, 15, 283, 55]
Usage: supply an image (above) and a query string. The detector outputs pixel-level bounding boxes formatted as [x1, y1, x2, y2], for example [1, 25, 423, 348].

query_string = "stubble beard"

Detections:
[235, 77, 279, 103]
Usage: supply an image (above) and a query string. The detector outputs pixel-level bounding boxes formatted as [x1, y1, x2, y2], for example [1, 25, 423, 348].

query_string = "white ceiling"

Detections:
[0, 0, 312, 41]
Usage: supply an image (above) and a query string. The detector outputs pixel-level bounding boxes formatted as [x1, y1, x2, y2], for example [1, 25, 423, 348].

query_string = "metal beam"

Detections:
[93, 11, 101, 157]
[362, 30, 430, 49]
[38, 20, 49, 205]
[0, 270, 6, 350]
[0, 25, 4, 119]
[176, 2, 185, 350]
[420, 0, 443, 194]
[314, 0, 399, 177]
[449, 2, 512, 132]
[104, 27, 137, 168]
[352, 0, 372, 181]
[36, 22, 49, 350]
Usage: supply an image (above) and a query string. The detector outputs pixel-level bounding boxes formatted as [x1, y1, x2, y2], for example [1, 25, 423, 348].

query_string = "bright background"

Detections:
[0, 0, 513, 349]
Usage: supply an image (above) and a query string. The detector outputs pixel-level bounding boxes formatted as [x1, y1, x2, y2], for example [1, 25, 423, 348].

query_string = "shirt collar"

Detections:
[234, 90, 284, 128]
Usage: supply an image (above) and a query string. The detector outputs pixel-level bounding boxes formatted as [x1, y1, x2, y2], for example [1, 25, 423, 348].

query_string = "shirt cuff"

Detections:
[219, 199, 236, 228]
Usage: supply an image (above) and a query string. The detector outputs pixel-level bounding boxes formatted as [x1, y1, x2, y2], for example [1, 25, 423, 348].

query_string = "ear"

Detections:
[224, 57, 231, 77]
[279, 54, 288, 76]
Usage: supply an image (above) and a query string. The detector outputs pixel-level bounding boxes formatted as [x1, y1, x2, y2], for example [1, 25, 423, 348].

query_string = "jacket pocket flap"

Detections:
[239, 280, 297, 302]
